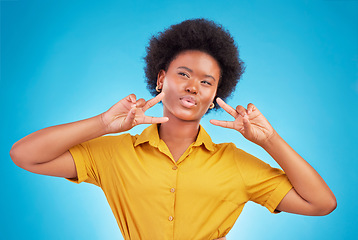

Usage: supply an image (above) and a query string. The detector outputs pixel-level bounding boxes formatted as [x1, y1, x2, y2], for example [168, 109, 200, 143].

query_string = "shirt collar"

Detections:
[134, 124, 161, 148]
[134, 124, 215, 152]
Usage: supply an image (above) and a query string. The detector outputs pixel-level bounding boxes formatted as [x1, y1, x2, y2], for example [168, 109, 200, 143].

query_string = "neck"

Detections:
[159, 117, 200, 145]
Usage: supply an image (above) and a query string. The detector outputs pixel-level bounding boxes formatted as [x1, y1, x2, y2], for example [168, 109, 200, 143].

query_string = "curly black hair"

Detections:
[144, 18, 245, 110]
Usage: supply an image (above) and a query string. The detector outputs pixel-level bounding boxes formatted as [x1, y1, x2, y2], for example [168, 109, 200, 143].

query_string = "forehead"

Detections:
[168, 50, 221, 75]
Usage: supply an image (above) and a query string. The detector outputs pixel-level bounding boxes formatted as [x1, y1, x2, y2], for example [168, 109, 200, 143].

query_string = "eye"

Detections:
[178, 72, 190, 78]
[201, 80, 212, 86]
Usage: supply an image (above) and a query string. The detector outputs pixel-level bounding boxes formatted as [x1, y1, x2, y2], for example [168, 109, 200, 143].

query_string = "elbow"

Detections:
[316, 196, 337, 216]
[10, 143, 27, 169]
[10, 144, 21, 167]
[325, 197, 337, 215]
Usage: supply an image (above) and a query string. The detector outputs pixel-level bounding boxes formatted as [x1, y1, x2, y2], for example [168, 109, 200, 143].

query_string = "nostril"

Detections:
[186, 87, 197, 94]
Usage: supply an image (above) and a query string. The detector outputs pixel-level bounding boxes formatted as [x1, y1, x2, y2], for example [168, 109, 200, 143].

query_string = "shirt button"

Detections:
[169, 216, 174, 221]
[172, 166, 178, 170]
[170, 188, 175, 193]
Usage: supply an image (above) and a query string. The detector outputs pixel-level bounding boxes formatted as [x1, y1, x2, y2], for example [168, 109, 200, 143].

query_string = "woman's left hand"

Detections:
[210, 98, 276, 147]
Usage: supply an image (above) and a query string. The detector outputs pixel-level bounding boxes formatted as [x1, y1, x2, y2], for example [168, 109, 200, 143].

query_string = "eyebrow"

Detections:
[177, 66, 217, 82]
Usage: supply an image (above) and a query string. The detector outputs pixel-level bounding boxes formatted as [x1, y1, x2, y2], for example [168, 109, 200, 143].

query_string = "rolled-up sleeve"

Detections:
[65, 136, 114, 187]
[234, 147, 293, 213]
[66, 144, 93, 184]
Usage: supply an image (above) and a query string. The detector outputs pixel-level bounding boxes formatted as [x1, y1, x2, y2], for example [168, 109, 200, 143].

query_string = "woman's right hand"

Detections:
[100, 92, 169, 134]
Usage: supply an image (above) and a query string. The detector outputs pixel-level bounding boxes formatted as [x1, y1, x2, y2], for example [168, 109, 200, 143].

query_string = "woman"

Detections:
[10, 19, 336, 239]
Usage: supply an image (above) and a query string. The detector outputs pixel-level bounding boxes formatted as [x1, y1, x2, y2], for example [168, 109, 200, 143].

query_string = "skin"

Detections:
[10, 50, 336, 240]
[156, 50, 221, 161]
[158, 50, 337, 216]
[210, 99, 337, 215]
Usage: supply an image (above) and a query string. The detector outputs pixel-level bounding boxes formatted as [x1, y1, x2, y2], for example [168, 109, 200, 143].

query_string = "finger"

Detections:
[122, 107, 136, 127]
[142, 92, 165, 112]
[126, 94, 137, 105]
[136, 98, 146, 108]
[209, 119, 235, 129]
[141, 115, 169, 124]
[241, 115, 252, 134]
[236, 105, 248, 117]
[247, 103, 257, 115]
[216, 98, 239, 118]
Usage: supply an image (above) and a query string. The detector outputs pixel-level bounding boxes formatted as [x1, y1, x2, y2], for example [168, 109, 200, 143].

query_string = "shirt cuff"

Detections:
[65, 145, 88, 184]
[265, 178, 293, 213]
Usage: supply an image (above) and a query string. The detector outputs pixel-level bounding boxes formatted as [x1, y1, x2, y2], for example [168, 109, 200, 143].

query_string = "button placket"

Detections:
[169, 164, 178, 224]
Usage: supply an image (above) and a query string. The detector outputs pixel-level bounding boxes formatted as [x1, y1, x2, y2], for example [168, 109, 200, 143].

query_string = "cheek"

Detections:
[205, 88, 218, 102]
[162, 77, 183, 94]
[161, 81, 178, 106]
[162, 81, 171, 92]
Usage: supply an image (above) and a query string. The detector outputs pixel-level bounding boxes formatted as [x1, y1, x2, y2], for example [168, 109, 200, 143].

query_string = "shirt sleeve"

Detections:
[65, 135, 123, 186]
[234, 146, 293, 213]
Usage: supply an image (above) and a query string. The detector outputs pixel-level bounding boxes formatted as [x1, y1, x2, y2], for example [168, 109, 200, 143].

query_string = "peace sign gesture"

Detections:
[210, 98, 277, 147]
[101, 92, 169, 134]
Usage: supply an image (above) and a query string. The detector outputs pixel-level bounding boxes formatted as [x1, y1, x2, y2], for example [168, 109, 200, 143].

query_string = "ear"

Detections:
[157, 70, 165, 88]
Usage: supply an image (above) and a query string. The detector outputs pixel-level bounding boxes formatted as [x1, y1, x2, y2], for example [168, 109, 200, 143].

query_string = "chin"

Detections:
[179, 116, 199, 122]
[173, 109, 204, 122]
[163, 103, 205, 122]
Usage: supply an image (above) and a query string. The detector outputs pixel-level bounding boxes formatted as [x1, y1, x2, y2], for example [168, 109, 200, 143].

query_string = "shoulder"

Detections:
[212, 142, 247, 156]
[211, 142, 248, 164]
[81, 132, 138, 150]
[213, 142, 270, 169]
[212, 142, 236, 152]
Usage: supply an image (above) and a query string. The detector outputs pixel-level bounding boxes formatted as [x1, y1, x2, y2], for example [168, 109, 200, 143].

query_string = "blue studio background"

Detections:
[1, 0, 357, 239]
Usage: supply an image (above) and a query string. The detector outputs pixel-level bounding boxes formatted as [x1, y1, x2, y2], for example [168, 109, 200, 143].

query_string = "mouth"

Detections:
[179, 96, 197, 108]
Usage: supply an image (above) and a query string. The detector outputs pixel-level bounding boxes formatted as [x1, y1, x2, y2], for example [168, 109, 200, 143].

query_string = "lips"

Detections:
[179, 95, 197, 108]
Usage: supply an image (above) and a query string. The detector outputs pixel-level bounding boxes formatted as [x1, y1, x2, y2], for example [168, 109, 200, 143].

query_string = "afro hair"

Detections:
[144, 18, 245, 109]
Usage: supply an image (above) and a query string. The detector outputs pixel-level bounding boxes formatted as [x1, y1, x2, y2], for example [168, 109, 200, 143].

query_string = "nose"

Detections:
[185, 79, 198, 94]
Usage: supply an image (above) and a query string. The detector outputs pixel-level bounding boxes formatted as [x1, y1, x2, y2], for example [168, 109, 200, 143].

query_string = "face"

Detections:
[157, 50, 221, 122]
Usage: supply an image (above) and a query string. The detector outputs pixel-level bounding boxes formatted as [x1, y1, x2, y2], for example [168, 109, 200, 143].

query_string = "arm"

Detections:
[210, 98, 336, 216]
[10, 93, 168, 178]
[262, 132, 336, 216]
[10, 115, 106, 178]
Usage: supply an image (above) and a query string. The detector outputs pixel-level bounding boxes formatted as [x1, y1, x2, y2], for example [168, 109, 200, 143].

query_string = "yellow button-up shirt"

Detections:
[67, 124, 292, 240]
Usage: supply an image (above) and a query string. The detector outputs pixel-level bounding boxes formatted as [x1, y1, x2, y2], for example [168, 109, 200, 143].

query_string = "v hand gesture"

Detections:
[101, 93, 169, 134]
[210, 98, 276, 147]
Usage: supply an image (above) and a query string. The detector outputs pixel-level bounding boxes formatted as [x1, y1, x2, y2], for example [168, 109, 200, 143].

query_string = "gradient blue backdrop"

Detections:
[1, 0, 357, 239]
